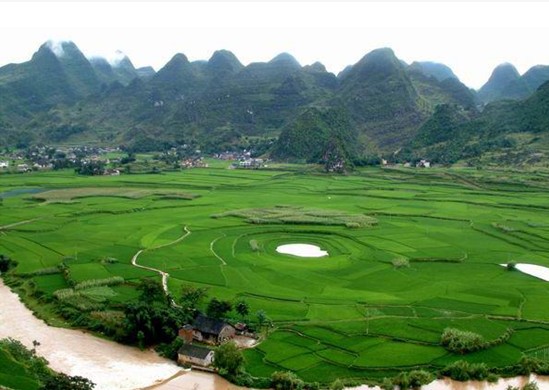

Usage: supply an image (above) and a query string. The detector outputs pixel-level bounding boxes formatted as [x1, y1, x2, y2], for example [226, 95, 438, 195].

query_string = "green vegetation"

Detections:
[214, 341, 245, 376]
[412, 81, 549, 165]
[4, 167, 549, 386]
[0, 41, 496, 162]
[213, 205, 377, 228]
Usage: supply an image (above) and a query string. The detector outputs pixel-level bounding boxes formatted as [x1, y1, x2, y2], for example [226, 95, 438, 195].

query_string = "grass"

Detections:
[3, 166, 549, 383]
[213, 205, 377, 227]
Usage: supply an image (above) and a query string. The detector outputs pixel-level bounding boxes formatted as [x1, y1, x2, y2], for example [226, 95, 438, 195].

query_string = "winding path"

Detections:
[131, 226, 191, 306]
[210, 234, 228, 266]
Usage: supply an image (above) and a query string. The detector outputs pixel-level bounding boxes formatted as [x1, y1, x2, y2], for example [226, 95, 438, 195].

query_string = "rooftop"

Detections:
[178, 343, 213, 360]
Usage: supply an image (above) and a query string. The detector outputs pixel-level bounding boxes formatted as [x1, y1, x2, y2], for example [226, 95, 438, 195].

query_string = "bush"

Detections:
[392, 258, 410, 268]
[249, 239, 260, 252]
[0, 254, 17, 273]
[507, 382, 540, 390]
[441, 328, 484, 353]
[392, 370, 434, 389]
[515, 356, 549, 375]
[271, 371, 304, 390]
[329, 378, 344, 390]
[74, 276, 124, 290]
[213, 342, 245, 375]
[440, 360, 491, 381]
[441, 327, 514, 354]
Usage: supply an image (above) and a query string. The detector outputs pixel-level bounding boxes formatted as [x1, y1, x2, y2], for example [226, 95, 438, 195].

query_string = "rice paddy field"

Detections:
[3, 166, 549, 383]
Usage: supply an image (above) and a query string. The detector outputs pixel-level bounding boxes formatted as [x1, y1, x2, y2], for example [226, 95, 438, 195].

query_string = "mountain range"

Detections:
[1, 40, 549, 165]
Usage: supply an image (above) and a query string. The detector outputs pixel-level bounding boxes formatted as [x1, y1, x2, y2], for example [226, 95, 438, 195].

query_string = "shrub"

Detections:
[392, 258, 410, 268]
[441, 360, 491, 381]
[25, 267, 61, 276]
[392, 370, 434, 389]
[507, 382, 539, 390]
[0, 254, 17, 273]
[515, 356, 549, 375]
[441, 328, 485, 353]
[213, 342, 245, 375]
[271, 371, 304, 390]
[441, 327, 514, 354]
[74, 276, 124, 290]
[249, 239, 260, 252]
[53, 288, 79, 300]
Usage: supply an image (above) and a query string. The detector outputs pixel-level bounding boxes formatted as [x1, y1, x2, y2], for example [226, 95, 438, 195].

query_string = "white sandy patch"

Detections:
[500, 263, 549, 281]
[276, 243, 328, 258]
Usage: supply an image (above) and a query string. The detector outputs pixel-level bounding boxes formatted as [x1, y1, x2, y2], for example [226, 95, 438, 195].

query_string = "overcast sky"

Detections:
[0, 2, 548, 89]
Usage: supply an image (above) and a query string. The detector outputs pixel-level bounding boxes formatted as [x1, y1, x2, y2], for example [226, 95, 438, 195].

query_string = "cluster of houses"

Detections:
[180, 157, 209, 169]
[176, 314, 250, 369]
[232, 158, 265, 169]
[0, 146, 122, 174]
[214, 150, 267, 169]
[381, 159, 432, 168]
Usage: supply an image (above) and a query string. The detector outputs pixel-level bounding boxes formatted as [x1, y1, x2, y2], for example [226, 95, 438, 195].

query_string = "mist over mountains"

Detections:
[1, 40, 549, 166]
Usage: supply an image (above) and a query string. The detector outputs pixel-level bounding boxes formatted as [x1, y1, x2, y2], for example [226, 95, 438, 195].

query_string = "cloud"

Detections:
[46, 40, 66, 58]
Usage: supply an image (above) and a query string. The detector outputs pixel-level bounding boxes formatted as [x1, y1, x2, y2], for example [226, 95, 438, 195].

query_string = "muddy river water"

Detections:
[1, 279, 549, 389]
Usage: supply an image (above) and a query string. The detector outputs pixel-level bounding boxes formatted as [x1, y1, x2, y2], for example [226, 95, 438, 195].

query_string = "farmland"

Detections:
[3, 165, 549, 384]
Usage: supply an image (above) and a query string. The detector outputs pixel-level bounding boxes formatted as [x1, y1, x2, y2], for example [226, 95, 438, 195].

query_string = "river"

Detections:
[0, 279, 241, 390]
[1, 279, 548, 389]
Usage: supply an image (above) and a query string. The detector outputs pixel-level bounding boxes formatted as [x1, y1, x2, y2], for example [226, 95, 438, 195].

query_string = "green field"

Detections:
[3, 166, 549, 383]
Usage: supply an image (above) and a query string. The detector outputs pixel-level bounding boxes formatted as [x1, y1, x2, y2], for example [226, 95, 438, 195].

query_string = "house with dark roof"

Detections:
[191, 313, 236, 345]
[177, 344, 214, 367]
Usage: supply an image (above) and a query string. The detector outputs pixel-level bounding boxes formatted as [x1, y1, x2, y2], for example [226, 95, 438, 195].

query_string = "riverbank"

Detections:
[2, 278, 549, 389]
[0, 278, 180, 389]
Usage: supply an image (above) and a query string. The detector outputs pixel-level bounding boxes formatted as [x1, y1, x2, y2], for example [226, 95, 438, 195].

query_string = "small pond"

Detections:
[276, 244, 328, 258]
[0, 187, 46, 199]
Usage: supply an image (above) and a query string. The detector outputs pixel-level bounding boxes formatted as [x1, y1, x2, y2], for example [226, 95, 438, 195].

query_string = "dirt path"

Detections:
[131, 226, 191, 305]
[210, 234, 227, 266]
[0, 218, 40, 230]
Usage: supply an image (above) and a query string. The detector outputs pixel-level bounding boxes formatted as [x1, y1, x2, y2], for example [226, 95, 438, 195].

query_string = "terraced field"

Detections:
[3, 166, 549, 383]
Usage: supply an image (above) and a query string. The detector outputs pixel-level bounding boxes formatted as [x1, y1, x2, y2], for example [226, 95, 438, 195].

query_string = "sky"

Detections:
[0, 1, 548, 89]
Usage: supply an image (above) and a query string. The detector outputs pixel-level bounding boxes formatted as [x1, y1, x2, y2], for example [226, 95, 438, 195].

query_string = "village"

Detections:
[0, 144, 433, 176]
[0, 145, 272, 175]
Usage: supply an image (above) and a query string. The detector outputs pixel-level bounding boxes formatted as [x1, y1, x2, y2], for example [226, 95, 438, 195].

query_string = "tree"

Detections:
[123, 302, 190, 346]
[441, 327, 484, 354]
[180, 284, 208, 311]
[256, 310, 268, 328]
[270, 371, 304, 390]
[75, 161, 105, 176]
[0, 254, 17, 273]
[213, 341, 245, 375]
[235, 299, 249, 319]
[40, 373, 95, 390]
[206, 298, 232, 319]
[392, 370, 434, 389]
[137, 278, 165, 304]
[329, 379, 344, 390]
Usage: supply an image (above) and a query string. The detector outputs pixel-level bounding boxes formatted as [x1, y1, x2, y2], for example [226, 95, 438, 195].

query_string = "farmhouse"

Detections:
[0, 161, 8, 169]
[177, 344, 214, 367]
[416, 159, 431, 168]
[187, 314, 236, 345]
[17, 164, 31, 172]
